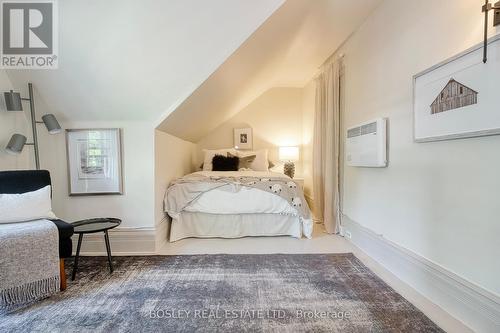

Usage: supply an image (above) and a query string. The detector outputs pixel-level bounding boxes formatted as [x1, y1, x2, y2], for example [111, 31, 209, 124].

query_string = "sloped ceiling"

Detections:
[158, 0, 382, 142]
[5, 0, 284, 122]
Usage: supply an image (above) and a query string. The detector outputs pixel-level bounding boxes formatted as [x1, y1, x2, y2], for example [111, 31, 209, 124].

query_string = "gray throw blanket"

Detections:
[0, 220, 60, 311]
[165, 174, 311, 219]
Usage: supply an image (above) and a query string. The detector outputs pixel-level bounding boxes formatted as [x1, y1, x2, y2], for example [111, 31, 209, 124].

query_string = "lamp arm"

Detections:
[483, 0, 490, 63]
[27, 83, 40, 170]
[482, 1, 500, 63]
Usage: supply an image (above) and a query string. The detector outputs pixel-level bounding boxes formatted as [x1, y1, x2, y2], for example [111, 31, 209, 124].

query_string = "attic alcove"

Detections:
[154, 0, 381, 248]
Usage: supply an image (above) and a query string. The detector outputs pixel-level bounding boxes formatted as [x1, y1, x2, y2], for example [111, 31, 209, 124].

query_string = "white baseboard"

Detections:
[342, 216, 500, 333]
[71, 227, 156, 256]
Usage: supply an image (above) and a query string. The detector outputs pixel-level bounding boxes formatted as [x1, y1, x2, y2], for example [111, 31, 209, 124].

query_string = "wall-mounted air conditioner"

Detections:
[346, 118, 387, 167]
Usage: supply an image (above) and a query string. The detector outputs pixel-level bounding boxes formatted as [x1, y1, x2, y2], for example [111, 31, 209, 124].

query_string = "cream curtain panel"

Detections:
[313, 60, 342, 234]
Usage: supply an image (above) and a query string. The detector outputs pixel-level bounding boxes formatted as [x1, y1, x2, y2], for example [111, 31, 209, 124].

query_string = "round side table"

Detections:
[71, 218, 121, 280]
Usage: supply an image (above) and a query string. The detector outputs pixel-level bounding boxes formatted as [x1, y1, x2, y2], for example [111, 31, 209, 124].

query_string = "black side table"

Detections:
[71, 218, 121, 280]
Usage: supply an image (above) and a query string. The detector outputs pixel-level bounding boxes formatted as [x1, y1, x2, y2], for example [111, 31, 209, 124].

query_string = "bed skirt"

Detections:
[169, 213, 303, 242]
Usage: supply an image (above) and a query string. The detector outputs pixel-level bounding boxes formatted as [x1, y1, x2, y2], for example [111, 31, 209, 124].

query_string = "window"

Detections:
[459, 86, 463, 94]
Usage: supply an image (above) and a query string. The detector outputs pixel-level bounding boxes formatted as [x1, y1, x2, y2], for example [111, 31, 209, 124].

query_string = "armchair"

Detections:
[0, 170, 74, 290]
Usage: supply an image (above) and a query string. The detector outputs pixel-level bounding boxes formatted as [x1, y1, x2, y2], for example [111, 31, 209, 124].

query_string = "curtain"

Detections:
[313, 60, 342, 234]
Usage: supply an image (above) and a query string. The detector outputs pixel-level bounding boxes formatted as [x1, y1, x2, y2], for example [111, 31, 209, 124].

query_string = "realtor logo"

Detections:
[1, 0, 58, 68]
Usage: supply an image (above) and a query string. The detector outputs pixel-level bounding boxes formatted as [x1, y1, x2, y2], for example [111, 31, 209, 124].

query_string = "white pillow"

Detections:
[236, 149, 269, 171]
[0, 185, 57, 224]
[202, 148, 237, 171]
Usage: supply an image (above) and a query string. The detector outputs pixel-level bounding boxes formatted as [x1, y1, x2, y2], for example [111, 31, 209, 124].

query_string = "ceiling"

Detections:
[5, 0, 382, 141]
[5, 0, 285, 122]
[158, 0, 382, 142]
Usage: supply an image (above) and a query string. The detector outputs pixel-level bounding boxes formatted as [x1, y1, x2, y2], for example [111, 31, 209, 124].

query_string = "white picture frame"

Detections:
[65, 128, 123, 196]
[233, 128, 253, 150]
[413, 35, 500, 142]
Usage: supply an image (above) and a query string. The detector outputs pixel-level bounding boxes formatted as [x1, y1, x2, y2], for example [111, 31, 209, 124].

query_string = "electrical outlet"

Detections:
[344, 230, 352, 239]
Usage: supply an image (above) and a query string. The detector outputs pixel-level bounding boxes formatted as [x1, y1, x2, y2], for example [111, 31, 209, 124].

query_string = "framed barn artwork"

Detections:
[413, 35, 500, 142]
[233, 128, 253, 150]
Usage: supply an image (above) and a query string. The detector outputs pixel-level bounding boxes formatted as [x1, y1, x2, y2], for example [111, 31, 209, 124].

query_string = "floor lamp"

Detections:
[4, 83, 62, 170]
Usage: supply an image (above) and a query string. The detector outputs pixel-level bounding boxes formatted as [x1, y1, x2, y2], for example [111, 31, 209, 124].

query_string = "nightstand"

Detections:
[291, 177, 304, 190]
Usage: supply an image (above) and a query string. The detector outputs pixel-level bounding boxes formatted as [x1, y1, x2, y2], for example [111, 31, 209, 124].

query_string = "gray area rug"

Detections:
[0, 254, 443, 332]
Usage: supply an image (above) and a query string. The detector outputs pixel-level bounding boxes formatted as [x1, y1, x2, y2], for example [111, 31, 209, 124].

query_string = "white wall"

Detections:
[38, 120, 156, 229]
[338, 0, 500, 294]
[1, 77, 156, 239]
[154, 130, 195, 246]
[196, 87, 305, 176]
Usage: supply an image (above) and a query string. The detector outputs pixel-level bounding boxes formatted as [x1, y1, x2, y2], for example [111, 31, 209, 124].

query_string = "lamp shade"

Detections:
[42, 114, 62, 134]
[279, 146, 299, 162]
[4, 90, 23, 111]
[5, 134, 27, 154]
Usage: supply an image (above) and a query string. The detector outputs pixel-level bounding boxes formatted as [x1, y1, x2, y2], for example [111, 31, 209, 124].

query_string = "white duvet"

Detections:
[180, 171, 312, 238]
[184, 171, 297, 215]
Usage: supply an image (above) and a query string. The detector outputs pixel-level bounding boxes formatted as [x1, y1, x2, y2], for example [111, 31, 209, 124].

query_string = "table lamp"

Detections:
[279, 146, 299, 178]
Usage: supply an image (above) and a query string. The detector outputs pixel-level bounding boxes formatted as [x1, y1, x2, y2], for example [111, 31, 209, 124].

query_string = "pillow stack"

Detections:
[227, 152, 255, 169]
[202, 149, 269, 171]
[234, 150, 268, 171]
[202, 148, 237, 171]
[212, 154, 240, 171]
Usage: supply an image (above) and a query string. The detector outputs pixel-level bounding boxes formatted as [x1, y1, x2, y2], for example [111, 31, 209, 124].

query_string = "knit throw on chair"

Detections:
[0, 220, 60, 312]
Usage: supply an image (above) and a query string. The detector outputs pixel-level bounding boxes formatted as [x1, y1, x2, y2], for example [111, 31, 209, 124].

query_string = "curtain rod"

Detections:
[319, 52, 345, 69]
[313, 53, 345, 80]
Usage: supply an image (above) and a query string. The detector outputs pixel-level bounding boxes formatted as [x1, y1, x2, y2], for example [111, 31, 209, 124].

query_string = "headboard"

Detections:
[0, 170, 51, 194]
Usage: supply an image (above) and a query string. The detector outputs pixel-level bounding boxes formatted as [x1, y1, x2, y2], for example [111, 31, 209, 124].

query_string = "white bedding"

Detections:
[195, 170, 289, 179]
[184, 171, 297, 215]
[176, 171, 312, 239]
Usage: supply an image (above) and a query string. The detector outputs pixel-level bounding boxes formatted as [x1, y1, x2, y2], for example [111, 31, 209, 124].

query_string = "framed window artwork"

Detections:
[65, 128, 123, 195]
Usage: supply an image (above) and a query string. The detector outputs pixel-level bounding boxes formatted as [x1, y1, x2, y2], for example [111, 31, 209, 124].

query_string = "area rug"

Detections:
[0, 254, 442, 332]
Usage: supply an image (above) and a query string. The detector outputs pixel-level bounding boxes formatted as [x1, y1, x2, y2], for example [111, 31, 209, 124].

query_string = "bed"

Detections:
[164, 170, 313, 242]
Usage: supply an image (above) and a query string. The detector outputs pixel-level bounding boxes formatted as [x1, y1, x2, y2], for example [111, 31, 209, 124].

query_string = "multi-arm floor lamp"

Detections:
[3, 83, 62, 170]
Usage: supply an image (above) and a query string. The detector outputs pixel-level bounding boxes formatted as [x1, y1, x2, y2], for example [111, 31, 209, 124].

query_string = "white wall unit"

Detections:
[346, 118, 387, 167]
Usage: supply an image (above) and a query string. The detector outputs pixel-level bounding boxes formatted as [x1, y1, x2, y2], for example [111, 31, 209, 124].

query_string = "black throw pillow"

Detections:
[212, 154, 239, 171]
